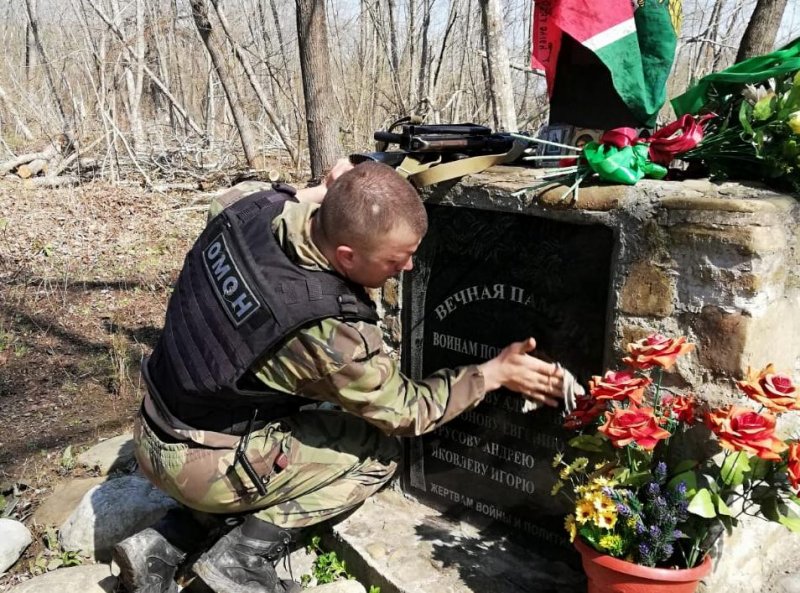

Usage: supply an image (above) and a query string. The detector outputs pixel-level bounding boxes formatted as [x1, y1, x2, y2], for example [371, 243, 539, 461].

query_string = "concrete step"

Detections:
[326, 489, 586, 593]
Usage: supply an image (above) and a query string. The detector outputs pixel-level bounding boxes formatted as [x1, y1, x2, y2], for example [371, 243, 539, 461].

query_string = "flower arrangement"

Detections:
[553, 334, 800, 570]
[680, 70, 800, 194]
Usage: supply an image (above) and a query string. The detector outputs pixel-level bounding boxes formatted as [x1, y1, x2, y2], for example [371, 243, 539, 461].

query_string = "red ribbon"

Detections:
[597, 115, 716, 166]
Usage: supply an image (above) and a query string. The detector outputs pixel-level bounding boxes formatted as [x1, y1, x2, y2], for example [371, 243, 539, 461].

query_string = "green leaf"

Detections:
[720, 453, 751, 487]
[759, 492, 781, 521]
[47, 558, 63, 571]
[749, 457, 773, 480]
[714, 494, 732, 516]
[779, 514, 800, 532]
[626, 471, 654, 488]
[753, 94, 775, 121]
[668, 471, 698, 497]
[688, 489, 717, 518]
[739, 101, 755, 136]
[720, 513, 736, 535]
[671, 460, 698, 475]
[567, 435, 606, 453]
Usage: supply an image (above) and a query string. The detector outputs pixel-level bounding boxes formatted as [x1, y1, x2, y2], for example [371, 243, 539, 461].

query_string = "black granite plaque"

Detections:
[402, 204, 613, 557]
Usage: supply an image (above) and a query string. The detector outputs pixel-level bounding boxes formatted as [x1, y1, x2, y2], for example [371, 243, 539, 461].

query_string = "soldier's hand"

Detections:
[478, 338, 565, 408]
[296, 158, 354, 204]
[324, 158, 354, 187]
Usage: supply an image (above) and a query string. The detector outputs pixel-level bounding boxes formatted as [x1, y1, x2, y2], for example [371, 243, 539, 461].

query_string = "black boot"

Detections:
[113, 508, 208, 593]
[193, 516, 300, 593]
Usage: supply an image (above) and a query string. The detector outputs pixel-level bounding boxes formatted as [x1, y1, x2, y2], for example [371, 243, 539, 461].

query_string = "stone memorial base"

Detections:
[327, 489, 585, 593]
[373, 170, 800, 593]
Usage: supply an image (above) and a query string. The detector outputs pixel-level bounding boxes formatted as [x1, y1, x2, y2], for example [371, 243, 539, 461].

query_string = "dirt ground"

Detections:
[0, 179, 208, 585]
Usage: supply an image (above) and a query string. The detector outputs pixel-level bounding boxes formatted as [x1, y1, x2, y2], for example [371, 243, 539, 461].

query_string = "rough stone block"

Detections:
[691, 298, 800, 378]
[618, 261, 675, 317]
[669, 224, 786, 257]
[659, 195, 782, 213]
[382, 278, 401, 309]
[538, 184, 624, 211]
[77, 434, 135, 475]
[32, 477, 107, 527]
[692, 306, 750, 377]
[6, 564, 117, 593]
[329, 489, 585, 593]
[739, 297, 800, 373]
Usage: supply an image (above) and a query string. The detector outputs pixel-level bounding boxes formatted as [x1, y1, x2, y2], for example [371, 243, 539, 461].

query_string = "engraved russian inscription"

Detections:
[402, 205, 613, 557]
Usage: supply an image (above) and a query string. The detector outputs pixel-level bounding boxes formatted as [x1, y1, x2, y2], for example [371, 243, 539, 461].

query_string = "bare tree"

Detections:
[736, 0, 790, 62]
[478, 0, 516, 131]
[24, 0, 68, 130]
[296, 0, 342, 178]
[211, 0, 299, 165]
[190, 0, 261, 168]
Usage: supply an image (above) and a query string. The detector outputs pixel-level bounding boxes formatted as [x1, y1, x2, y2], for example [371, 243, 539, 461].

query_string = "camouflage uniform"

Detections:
[135, 182, 486, 529]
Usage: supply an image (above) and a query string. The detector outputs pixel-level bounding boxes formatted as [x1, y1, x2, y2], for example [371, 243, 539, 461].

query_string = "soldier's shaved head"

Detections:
[317, 162, 427, 250]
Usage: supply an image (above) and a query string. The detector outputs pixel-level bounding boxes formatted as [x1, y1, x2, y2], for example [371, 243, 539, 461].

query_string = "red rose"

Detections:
[787, 443, 800, 493]
[705, 406, 788, 461]
[737, 364, 799, 413]
[563, 395, 606, 431]
[589, 370, 651, 405]
[598, 405, 671, 450]
[623, 334, 695, 370]
[667, 394, 697, 424]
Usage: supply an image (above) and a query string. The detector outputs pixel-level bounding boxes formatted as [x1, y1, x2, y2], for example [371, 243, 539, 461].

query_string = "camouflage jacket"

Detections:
[209, 181, 487, 437]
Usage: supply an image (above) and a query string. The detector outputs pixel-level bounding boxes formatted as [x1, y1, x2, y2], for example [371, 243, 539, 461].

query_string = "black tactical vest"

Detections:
[144, 186, 379, 433]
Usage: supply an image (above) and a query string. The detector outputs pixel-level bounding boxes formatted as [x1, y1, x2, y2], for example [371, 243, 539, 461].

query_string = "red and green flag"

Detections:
[531, 0, 683, 127]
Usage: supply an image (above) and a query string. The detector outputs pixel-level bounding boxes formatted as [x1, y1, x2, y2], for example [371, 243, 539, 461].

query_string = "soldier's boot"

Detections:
[113, 508, 207, 593]
[192, 515, 301, 593]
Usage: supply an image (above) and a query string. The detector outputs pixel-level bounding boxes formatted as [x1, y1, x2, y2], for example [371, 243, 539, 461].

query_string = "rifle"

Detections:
[350, 117, 530, 187]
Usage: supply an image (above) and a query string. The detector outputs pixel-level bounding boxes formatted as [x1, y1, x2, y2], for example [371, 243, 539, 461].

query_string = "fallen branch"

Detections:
[17, 158, 48, 178]
[0, 148, 58, 176]
[25, 175, 80, 188]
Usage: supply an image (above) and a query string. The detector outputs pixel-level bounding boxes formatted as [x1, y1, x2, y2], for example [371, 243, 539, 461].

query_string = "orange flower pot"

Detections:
[574, 538, 712, 593]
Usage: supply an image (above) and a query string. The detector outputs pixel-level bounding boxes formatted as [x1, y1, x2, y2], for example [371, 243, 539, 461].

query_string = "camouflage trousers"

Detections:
[134, 409, 400, 529]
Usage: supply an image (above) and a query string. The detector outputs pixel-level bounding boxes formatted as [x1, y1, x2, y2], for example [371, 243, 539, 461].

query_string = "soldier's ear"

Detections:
[334, 245, 357, 273]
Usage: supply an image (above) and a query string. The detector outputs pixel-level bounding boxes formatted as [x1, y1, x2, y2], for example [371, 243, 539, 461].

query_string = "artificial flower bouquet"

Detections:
[679, 69, 800, 194]
[553, 334, 800, 569]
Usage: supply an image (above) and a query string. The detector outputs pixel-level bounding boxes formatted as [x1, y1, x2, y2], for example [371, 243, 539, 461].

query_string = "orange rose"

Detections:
[598, 405, 671, 450]
[705, 406, 788, 461]
[589, 370, 651, 405]
[623, 334, 695, 370]
[563, 395, 606, 431]
[663, 394, 697, 424]
[787, 442, 800, 492]
[737, 364, 800, 413]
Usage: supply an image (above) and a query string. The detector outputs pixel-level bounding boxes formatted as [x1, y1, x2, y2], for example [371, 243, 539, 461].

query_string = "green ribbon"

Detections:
[672, 37, 800, 116]
[582, 142, 668, 185]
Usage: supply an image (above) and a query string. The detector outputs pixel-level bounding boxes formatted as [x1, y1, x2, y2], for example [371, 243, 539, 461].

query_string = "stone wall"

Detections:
[382, 168, 800, 593]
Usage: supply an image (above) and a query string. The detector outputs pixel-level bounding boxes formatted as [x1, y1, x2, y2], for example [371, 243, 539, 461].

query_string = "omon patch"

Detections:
[203, 233, 261, 326]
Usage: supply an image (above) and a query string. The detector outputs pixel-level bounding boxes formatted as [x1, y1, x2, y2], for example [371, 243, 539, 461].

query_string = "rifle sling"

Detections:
[406, 140, 527, 187]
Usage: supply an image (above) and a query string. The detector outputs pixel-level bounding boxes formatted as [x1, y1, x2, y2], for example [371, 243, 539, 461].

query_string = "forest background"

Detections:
[1, 0, 799, 185]
[0, 1, 799, 585]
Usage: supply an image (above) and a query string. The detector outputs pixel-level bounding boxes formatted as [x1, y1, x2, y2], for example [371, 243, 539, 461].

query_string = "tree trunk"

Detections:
[84, 0, 205, 137]
[478, 0, 516, 131]
[416, 0, 431, 109]
[112, 0, 146, 149]
[0, 83, 34, 141]
[211, 0, 298, 164]
[387, 0, 400, 76]
[189, 0, 261, 169]
[24, 0, 68, 129]
[736, 0, 789, 63]
[296, 0, 342, 179]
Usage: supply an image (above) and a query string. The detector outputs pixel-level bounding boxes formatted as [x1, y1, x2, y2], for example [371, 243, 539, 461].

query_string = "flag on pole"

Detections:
[531, 0, 682, 127]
